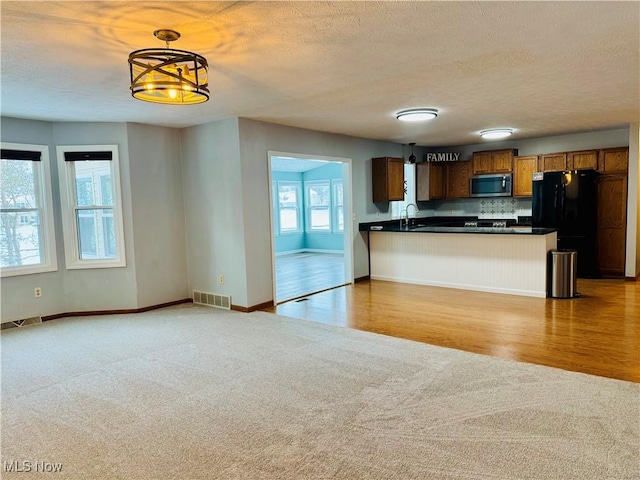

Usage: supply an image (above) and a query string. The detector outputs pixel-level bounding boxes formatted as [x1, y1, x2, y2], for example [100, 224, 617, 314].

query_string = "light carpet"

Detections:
[1, 304, 638, 479]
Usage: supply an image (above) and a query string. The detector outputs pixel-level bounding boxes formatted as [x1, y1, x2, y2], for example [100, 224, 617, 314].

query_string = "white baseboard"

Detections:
[276, 249, 344, 257]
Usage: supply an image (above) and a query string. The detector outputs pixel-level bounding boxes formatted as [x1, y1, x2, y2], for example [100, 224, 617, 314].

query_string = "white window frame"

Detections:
[56, 145, 126, 269]
[332, 178, 344, 232]
[391, 163, 416, 219]
[277, 180, 302, 235]
[305, 180, 332, 233]
[1, 143, 58, 277]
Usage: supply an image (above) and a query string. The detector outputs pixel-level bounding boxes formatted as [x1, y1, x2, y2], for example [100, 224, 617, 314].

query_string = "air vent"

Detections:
[1, 316, 43, 330]
[193, 290, 231, 310]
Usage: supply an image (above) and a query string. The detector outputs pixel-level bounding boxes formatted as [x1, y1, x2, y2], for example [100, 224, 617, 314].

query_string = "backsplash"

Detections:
[429, 197, 532, 219]
[479, 198, 521, 219]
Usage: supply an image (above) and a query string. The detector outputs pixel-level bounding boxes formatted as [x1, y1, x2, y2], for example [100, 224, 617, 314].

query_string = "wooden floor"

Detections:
[264, 278, 640, 383]
[275, 252, 345, 303]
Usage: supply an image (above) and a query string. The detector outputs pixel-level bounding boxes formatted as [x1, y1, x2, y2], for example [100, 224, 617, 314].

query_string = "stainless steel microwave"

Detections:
[470, 173, 512, 197]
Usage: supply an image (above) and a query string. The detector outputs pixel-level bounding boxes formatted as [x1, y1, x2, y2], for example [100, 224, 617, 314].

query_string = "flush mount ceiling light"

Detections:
[396, 108, 438, 122]
[128, 29, 209, 105]
[480, 128, 514, 139]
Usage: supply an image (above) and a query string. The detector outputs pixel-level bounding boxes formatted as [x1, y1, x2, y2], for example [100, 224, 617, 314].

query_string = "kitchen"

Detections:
[361, 128, 635, 298]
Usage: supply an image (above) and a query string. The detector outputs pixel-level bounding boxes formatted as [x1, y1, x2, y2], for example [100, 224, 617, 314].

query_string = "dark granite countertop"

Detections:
[359, 217, 555, 235]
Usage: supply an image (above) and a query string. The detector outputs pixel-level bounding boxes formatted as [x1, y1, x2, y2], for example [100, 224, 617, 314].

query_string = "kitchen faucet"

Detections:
[400, 203, 420, 228]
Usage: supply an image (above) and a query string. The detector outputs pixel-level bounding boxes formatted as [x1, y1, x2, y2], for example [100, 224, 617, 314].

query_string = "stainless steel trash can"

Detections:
[549, 250, 577, 298]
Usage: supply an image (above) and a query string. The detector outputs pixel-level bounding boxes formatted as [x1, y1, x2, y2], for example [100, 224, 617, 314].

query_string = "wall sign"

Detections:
[424, 152, 462, 162]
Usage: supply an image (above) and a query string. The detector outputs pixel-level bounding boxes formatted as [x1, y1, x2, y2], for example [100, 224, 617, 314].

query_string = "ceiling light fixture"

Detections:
[396, 108, 438, 122]
[480, 128, 514, 139]
[128, 29, 209, 105]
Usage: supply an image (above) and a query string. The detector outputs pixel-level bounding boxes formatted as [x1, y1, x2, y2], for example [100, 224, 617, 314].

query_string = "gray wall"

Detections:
[235, 118, 404, 307]
[1, 118, 188, 321]
[127, 123, 189, 307]
[1, 118, 65, 320]
[180, 119, 249, 307]
[3, 116, 637, 318]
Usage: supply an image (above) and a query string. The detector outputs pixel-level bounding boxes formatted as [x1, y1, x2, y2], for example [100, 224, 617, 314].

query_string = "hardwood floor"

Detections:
[275, 252, 346, 303]
[264, 278, 640, 383]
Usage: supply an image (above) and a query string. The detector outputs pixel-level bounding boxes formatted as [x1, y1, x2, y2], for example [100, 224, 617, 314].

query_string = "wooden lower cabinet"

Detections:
[513, 155, 538, 197]
[596, 174, 627, 276]
[446, 161, 471, 199]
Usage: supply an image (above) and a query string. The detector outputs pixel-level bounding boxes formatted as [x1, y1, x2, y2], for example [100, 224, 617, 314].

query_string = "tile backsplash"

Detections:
[429, 197, 532, 219]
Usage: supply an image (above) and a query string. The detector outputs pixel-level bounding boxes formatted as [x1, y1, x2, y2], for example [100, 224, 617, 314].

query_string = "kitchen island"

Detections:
[361, 220, 557, 298]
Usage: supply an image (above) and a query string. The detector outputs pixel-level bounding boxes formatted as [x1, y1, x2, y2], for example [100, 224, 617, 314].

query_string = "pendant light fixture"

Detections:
[408, 142, 417, 163]
[128, 29, 209, 105]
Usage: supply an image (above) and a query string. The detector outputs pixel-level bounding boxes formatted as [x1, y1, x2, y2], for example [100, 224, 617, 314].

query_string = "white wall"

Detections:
[627, 123, 640, 277]
[127, 123, 189, 307]
[180, 119, 249, 307]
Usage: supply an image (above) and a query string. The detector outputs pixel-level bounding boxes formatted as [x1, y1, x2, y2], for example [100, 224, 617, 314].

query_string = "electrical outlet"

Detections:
[219, 275, 224, 285]
[34, 287, 42, 298]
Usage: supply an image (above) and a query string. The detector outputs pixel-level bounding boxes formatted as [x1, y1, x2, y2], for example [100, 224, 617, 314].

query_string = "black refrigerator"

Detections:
[532, 169, 598, 278]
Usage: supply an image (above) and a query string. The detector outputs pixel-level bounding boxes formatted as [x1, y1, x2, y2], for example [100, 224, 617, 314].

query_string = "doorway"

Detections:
[268, 151, 353, 304]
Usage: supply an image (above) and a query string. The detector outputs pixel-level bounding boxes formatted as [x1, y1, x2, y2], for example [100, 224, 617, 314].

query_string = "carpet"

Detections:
[1, 304, 638, 479]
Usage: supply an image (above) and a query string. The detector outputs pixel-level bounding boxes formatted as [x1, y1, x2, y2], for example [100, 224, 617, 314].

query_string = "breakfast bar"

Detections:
[361, 221, 557, 298]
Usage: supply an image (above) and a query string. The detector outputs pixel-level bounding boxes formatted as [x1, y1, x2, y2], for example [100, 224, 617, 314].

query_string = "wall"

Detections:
[1, 118, 189, 322]
[302, 162, 344, 251]
[180, 119, 249, 307]
[627, 123, 640, 277]
[271, 171, 305, 253]
[1, 118, 65, 320]
[237, 118, 404, 307]
[126, 123, 189, 307]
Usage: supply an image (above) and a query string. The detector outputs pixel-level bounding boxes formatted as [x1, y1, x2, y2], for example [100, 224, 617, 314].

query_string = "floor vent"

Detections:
[193, 290, 231, 310]
[1, 316, 43, 330]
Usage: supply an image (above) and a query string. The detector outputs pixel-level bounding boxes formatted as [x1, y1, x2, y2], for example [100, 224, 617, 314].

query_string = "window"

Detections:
[57, 145, 125, 269]
[305, 180, 331, 232]
[1, 143, 57, 277]
[391, 163, 416, 219]
[277, 181, 301, 234]
[332, 179, 344, 232]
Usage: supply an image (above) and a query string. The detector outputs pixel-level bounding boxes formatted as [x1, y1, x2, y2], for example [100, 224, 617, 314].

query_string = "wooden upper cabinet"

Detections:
[471, 149, 516, 175]
[567, 150, 597, 171]
[446, 161, 471, 199]
[491, 150, 515, 173]
[540, 153, 567, 172]
[416, 162, 445, 201]
[372, 157, 405, 202]
[598, 147, 629, 174]
[471, 152, 492, 174]
[513, 155, 538, 197]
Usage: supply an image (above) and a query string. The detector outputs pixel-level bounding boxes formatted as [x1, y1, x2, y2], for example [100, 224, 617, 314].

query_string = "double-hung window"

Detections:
[57, 145, 126, 269]
[332, 179, 344, 232]
[305, 180, 331, 232]
[277, 181, 302, 234]
[0, 143, 57, 277]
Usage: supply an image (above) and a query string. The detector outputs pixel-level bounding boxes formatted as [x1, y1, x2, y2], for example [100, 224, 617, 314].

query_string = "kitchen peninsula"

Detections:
[360, 218, 557, 298]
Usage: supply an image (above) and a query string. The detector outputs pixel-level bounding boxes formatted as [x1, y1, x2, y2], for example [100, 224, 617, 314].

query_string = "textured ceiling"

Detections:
[1, 1, 638, 147]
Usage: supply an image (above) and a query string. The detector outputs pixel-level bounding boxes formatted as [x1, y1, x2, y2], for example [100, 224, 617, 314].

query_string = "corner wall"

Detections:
[627, 123, 640, 277]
